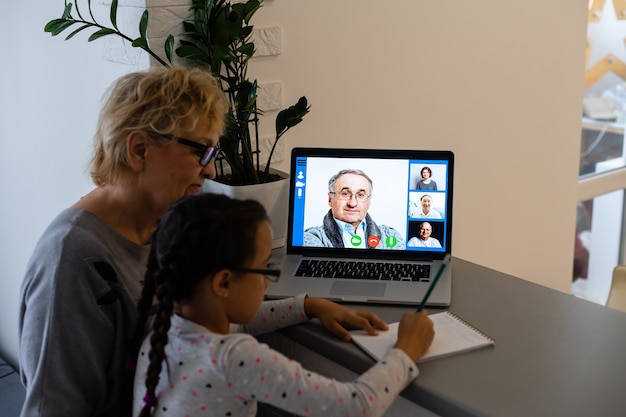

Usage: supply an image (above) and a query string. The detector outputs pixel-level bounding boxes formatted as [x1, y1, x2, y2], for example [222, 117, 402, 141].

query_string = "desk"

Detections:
[267, 257, 626, 417]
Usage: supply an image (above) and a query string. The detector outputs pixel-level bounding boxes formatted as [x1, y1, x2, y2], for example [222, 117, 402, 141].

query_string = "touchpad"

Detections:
[330, 281, 386, 297]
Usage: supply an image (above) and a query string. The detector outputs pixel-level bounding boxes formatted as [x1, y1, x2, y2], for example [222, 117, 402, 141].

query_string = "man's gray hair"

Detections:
[328, 169, 373, 193]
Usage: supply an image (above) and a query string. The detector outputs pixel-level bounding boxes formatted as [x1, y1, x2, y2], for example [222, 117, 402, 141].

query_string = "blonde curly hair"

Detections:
[90, 66, 228, 186]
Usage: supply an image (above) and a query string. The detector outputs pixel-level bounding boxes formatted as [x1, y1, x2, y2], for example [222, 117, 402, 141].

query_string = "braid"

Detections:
[121, 247, 161, 417]
[139, 265, 176, 416]
[131, 249, 160, 361]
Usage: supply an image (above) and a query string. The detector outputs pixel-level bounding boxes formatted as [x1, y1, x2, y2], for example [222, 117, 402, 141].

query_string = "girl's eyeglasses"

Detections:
[230, 264, 281, 283]
[151, 132, 220, 167]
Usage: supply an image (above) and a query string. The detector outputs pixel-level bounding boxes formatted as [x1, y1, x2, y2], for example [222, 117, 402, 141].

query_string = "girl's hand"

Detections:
[303, 297, 388, 342]
[393, 310, 435, 362]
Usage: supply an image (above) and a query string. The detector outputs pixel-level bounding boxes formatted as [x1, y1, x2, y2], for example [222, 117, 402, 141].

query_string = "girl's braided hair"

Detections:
[131, 193, 268, 416]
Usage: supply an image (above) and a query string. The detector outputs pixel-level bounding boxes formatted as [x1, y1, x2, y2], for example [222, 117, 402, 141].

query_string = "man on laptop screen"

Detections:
[303, 168, 404, 249]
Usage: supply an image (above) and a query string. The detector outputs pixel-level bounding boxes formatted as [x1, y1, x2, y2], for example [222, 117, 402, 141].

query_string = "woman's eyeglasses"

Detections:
[151, 132, 220, 167]
[230, 263, 281, 283]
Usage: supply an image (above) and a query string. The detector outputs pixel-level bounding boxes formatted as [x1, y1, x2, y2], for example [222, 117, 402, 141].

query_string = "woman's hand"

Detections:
[303, 297, 388, 342]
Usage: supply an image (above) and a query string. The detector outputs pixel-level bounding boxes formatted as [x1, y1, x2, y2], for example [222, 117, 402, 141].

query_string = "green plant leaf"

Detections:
[231, 2, 247, 19]
[61, 3, 73, 20]
[88, 28, 116, 42]
[236, 80, 257, 115]
[110, 0, 119, 30]
[243, 0, 262, 23]
[231, 0, 261, 24]
[237, 43, 254, 58]
[164, 35, 175, 63]
[44, 19, 77, 36]
[241, 26, 253, 38]
[193, 9, 208, 39]
[276, 96, 310, 135]
[264, 96, 310, 179]
[176, 44, 211, 63]
[65, 24, 92, 40]
[139, 10, 149, 39]
[181, 21, 197, 37]
[132, 37, 148, 48]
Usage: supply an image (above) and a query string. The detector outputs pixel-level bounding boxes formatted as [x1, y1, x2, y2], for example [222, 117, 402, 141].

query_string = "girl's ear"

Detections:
[212, 269, 232, 298]
[127, 131, 150, 172]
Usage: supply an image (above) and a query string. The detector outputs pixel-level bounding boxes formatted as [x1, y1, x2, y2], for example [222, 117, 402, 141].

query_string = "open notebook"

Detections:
[265, 147, 454, 305]
[350, 311, 495, 362]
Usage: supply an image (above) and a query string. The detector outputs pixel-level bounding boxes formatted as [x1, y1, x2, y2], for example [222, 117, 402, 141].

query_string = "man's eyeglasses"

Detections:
[230, 263, 281, 283]
[330, 190, 370, 201]
[151, 133, 220, 167]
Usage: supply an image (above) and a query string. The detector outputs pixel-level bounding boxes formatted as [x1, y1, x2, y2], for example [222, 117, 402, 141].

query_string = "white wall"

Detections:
[0, 1, 143, 367]
[0, 0, 588, 367]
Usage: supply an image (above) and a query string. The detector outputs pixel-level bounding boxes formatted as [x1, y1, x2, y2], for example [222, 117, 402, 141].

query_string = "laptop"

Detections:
[265, 147, 454, 306]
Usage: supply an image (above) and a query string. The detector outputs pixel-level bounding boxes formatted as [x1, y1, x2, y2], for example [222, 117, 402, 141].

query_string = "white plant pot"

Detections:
[202, 170, 289, 248]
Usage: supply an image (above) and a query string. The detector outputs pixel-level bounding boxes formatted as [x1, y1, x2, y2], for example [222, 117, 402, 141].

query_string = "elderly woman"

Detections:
[18, 67, 228, 417]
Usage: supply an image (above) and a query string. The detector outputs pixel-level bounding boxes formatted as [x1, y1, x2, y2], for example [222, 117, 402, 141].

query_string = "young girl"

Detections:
[132, 193, 434, 417]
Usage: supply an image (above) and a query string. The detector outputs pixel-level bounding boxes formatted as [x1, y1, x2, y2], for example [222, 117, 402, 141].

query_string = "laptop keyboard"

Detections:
[294, 259, 431, 282]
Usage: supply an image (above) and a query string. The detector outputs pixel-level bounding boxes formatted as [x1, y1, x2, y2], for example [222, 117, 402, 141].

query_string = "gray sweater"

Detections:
[19, 208, 150, 417]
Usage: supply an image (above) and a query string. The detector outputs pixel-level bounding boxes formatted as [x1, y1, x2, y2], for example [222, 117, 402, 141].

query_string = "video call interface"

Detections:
[290, 155, 450, 253]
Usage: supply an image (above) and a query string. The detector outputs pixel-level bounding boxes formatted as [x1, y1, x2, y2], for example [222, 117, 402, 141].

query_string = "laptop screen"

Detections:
[287, 148, 454, 262]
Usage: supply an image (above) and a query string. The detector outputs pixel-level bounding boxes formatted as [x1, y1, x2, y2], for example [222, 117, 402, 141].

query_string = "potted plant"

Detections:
[45, 0, 310, 245]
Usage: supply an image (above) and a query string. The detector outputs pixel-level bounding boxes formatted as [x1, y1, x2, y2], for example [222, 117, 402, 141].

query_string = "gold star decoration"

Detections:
[585, 0, 626, 89]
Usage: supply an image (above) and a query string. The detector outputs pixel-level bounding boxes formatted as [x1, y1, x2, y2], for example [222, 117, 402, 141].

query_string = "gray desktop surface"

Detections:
[271, 257, 626, 417]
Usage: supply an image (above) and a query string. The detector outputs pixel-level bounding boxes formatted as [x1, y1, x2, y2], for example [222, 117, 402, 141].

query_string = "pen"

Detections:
[416, 254, 451, 312]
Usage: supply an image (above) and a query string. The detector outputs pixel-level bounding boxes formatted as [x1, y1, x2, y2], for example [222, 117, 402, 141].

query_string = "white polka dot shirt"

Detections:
[133, 295, 419, 417]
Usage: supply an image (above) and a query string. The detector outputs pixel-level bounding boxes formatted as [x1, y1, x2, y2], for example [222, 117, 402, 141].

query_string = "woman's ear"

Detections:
[127, 131, 149, 172]
[212, 269, 231, 298]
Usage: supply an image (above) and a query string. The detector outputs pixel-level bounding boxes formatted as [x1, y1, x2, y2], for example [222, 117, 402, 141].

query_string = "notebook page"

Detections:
[351, 311, 495, 362]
